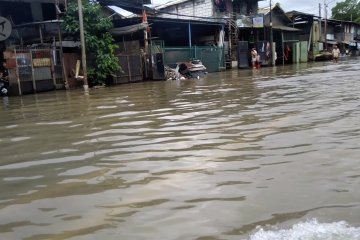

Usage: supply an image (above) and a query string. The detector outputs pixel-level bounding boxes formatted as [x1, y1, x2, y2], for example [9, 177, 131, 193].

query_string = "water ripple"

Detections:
[1, 60, 360, 239]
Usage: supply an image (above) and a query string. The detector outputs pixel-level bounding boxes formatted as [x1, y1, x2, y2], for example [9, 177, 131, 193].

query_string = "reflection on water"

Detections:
[1, 60, 360, 240]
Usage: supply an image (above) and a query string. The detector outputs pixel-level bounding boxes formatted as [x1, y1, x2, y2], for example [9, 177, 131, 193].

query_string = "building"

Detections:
[147, 0, 267, 71]
[257, 4, 302, 65]
[288, 10, 360, 58]
[1, 0, 67, 95]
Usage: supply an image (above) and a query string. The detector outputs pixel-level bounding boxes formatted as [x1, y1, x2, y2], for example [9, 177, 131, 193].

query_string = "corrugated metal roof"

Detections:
[258, 3, 287, 15]
[258, 6, 271, 15]
[258, 4, 292, 23]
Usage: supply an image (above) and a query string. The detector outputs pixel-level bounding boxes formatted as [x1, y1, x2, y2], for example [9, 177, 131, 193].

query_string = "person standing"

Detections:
[251, 48, 258, 69]
[332, 45, 340, 62]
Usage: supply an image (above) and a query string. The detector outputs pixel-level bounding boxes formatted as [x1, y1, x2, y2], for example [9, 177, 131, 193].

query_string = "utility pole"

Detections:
[77, 0, 89, 91]
[324, 0, 327, 51]
[269, 0, 274, 66]
[319, 3, 322, 42]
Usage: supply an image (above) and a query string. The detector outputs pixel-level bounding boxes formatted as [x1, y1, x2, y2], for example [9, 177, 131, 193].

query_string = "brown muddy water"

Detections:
[1, 59, 360, 240]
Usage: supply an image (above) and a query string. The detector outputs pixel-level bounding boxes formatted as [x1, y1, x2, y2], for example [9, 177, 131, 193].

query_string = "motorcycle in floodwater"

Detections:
[177, 60, 207, 79]
[166, 60, 208, 80]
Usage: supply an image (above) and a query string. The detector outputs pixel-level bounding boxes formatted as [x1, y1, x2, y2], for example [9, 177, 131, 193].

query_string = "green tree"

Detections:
[331, 0, 360, 23]
[62, 0, 120, 86]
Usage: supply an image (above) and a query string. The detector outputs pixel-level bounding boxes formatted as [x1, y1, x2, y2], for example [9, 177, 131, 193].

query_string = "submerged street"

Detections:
[0, 59, 360, 239]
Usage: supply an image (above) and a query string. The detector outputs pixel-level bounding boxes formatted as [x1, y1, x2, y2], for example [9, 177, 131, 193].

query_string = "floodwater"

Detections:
[1, 59, 360, 240]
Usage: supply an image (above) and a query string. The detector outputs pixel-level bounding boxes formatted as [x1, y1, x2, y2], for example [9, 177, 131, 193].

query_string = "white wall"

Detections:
[156, 0, 214, 21]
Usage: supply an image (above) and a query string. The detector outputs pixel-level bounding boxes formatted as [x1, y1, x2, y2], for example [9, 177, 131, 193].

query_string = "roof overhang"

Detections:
[148, 16, 226, 26]
[326, 40, 338, 45]
[13, 19, 63, 28]
[273, 25, 300, 31]
[110, 23, 148, 36]
[97, 0, 151, 14]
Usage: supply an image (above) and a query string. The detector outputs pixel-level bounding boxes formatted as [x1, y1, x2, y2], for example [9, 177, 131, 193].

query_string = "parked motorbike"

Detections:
[0, 78, 9, 96]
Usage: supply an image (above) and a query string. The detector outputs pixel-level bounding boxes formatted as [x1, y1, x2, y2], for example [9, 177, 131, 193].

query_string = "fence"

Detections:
[163, 46, 225, 73]
[5, 47, 64, 95]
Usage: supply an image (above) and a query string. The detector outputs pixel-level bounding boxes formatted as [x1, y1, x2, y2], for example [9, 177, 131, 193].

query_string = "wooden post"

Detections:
[14, 49, 22, 96]
[269, 0, 274, 66]
[282, 31, 285, 65]
[188, 22, 192, 48]
[30, 49, 37, 93]
[39, 25, 43, 44]
[55, 0, 68, 90]
[324, 0, 327, 51]
[50, 48, 57, 88]
[127, 55, 131, 82]
[77, 0, 89, 91]
[319, 3, 322, 42]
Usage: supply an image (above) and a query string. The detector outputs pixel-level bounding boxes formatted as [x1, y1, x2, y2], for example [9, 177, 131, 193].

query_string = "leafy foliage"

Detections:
[331, 0, 360, 23]
[62, 0, 120, 85]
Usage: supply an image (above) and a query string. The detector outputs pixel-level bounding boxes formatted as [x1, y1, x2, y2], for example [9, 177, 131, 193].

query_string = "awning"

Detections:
[14, 19, 63, 28]
[326, 40, 338, 45]
[110, 23, 148, 35]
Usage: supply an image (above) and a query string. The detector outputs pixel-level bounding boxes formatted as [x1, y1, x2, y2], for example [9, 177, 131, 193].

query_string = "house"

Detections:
[0, 0, 67, 95]
[286, 11, 319, 59]
[143, 0, 266, 71]
[258, 3, 301, 65]
[289, 10, 360, 57]
[229, 0, 265, 67]
[323, 19, 360, 55]
[148, 0, 229, 72]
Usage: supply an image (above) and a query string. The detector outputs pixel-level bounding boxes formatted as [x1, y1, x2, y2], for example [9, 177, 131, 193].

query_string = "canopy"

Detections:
[110, 23, 148, 35]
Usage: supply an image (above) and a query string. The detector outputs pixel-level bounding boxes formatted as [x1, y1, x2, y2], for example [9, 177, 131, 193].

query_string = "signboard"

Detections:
[0, 17, 12, 41]
[236, 15, 264, 28]
[236, 15, 252, 28]
[252, 16, 264, 28]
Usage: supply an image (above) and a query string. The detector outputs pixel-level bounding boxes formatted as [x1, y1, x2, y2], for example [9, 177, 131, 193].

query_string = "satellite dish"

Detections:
[0, 17, 12, 41]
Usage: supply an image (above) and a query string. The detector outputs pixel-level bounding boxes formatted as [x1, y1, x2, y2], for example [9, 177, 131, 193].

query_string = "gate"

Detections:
[194, 47, 225, 73]
[113, 55, 143, 84]
[163, 46, 225, 73]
